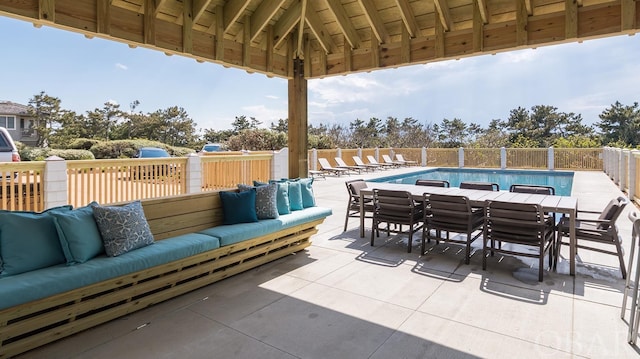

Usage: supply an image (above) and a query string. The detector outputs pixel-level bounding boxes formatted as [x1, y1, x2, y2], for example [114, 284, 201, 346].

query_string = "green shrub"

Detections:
[20, 147, 51, 161]
[49, 149, 95, 160]
[67, 138, 102, 150]
[170, 146, 197, 157]
[89, 139, 192, 159]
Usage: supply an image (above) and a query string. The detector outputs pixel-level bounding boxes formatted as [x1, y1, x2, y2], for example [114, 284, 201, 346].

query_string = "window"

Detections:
[0, 116, 16, 129]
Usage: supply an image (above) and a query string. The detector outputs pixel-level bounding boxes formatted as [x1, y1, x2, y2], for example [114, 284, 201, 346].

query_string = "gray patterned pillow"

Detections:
[92, 201, 155, 257]
[238, 183, 279, 219]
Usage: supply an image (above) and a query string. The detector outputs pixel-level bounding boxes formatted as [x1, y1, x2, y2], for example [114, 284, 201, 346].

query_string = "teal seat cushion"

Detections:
[198, 220, 281, 247]
[0, 205, 72, 276]
[51, 202, 104, 264]
[0, 233, 221, 310]
[271, 181, 290, 215]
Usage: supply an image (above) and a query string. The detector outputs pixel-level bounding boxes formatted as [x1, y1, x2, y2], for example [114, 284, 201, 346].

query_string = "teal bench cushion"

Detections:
[198, 206, 332, 247]
[198, 220, 281, 246]
[0, 233, 220, 310]
[275, 207, 332, 229]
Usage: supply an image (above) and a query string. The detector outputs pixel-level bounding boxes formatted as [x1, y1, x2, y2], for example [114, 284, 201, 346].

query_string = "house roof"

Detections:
[0, 101, 29, 115]
[0, 0, 637, 80]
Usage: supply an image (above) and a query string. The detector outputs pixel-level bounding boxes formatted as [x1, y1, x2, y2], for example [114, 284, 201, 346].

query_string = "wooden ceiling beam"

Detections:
[516, 0, 528, 46]
[565, 0, 577, 39]
[524, 0, 532, 15]
[475, 0, 488, 24]
[325, 0, 360, 49]
[183, 0, 193, 53]
[306, 1, 336, 54]
[39, 0, 55, 22]
[144, 0, 157, 45]
[433, 0, 452, 32]
[193, 0, 212, 24]
[223, 0, 251, 33]
[97, 0, 111, 34]
[357, 0, 389, 44]
[273, 0, 301, 49]
[250, 0, 286, 42]
[621, 0, 637, 31]
[154, 0, 168, 16]
[394, 0, 418, 38]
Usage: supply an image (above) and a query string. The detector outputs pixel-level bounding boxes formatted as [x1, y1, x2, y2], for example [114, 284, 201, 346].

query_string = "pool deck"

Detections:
[18, 168, 640, 358]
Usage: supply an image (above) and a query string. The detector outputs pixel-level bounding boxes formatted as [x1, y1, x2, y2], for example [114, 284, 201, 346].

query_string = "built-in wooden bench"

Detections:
[0, 191, 330, 358]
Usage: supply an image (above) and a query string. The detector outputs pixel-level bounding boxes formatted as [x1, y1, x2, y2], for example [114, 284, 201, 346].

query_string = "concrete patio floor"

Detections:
[18, 168, 640, 358]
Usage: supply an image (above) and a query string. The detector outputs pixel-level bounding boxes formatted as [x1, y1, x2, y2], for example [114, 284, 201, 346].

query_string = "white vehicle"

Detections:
[201, 143, 223, 152]
[0, 127, 20, 162]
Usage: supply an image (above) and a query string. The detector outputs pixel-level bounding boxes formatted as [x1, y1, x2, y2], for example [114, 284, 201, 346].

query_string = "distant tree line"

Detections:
[25, 91, 640, 152]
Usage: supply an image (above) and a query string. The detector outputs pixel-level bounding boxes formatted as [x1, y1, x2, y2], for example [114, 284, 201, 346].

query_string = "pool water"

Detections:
[371, 168, 574, 196]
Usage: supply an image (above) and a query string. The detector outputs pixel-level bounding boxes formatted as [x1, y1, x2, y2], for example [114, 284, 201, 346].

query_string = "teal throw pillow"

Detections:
[269, 181, 290, 215]
[92, 201, 155, 257]
[238, 183, 279, 219]
[288, 181, 304, 211]
[297, 177, 316, 208]
[219, 190, 259, 225]
[51, 201, 104, 264]
[0, 205, 72, 276]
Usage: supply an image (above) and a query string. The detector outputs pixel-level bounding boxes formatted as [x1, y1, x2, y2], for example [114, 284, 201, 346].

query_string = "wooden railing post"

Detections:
[621, 149, 630, 192]
[548, 147, 554, 170]
[185, 153, 202, 194]
[615, 148, 623, 185]
[458, 147, 464, 168]
[44, 156, 68, 210]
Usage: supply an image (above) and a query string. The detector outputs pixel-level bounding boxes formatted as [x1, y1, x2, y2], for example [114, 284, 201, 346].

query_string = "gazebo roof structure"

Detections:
[1, 0, 638, 176]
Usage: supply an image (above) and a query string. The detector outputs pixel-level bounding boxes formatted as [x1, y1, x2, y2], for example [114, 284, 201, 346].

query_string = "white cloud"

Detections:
[309, 74, 387, 105]
[106, 99, 119, 106]
[241, 104, 287, 126]
[265, 95, 278, 100]
[115, 63, 128, 70]
[498, 49, 539, 64]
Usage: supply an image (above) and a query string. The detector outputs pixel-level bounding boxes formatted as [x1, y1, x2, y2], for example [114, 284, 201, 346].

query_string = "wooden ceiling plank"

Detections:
[516, 0, 528, 46]
[475, 0, 488, 24]
[306, 1, 336, 54]
[565, 0, 577, 39]
[357, 0, 389, 44]
[325, 0, 360, 49]
[97, 0, 111, 34]
[144, 0, 157, 45]
[296, 0, 307, 59]
[193, 0, 212, 24]
[183, 0, 193, 53]
[371, 34, 380, 68]
[394, 0, 418, 38]
[223, 0, 251, 33]
[274, 0, 302, 49]
[250, 0, 285, 42]
[344, 39, 352, 72]
[38, 0, 55, 22]
[433, 0, 452, 32]
[435, 11, 445, 58]
[621, 0, 636, 31]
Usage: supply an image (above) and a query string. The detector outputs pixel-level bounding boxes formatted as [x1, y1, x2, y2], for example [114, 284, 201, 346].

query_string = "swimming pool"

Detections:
[370, 168, 574, 196]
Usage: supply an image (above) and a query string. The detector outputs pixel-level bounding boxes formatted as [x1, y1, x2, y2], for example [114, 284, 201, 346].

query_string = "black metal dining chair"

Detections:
[344, 179, 373, 232]
[423, 194, 483, 264]
[460, 181, 499, 191]
[371, 189, 424, 253]
[483, 200, 555, 282]
[415, 179, 450, 187]
[509, 184, 555, 195]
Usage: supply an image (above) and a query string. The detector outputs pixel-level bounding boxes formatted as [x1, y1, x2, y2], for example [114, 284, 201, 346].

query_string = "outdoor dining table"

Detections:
[359, 182, 579, 276]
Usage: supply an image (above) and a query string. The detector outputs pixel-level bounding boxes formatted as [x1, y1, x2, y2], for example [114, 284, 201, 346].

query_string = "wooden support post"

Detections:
[288, 58, 308, 178]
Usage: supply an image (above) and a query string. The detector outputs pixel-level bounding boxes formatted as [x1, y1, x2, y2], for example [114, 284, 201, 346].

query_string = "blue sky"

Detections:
[1, 16, 638, 134]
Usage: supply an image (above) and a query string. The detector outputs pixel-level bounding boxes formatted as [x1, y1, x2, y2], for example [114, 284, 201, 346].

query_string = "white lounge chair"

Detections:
[396, 154, 418, 166]
[353, 156, 380, 170]
[367, 155, 394, 169]
[382, 154, 403, 167]
[335, 157, 368, 173]
[318, 158, 349, 177]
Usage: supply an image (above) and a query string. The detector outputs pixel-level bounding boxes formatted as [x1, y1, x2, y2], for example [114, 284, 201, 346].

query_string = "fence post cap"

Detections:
[45, 156, 64, 161]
